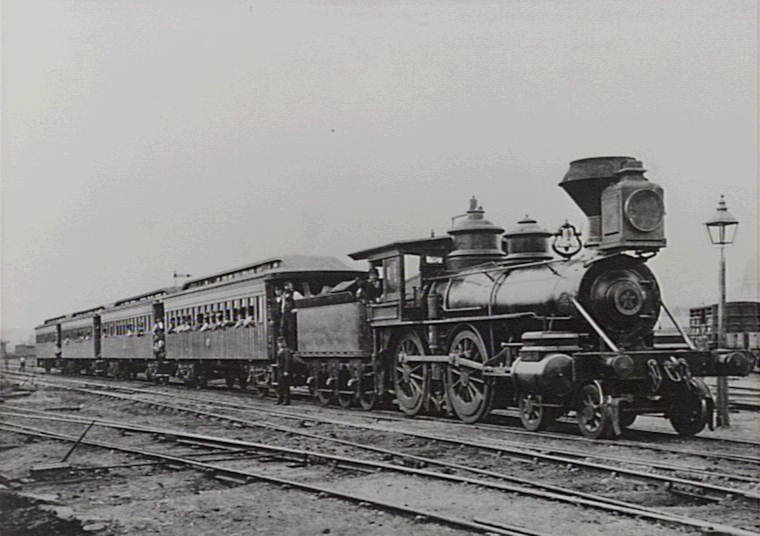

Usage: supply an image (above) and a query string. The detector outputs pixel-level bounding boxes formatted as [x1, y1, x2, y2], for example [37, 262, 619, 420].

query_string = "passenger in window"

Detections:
[242, 306, 255, 328]
[233, 309, 244, 328]
[284, 280, 304, 301]
[199, 316, 211, 332]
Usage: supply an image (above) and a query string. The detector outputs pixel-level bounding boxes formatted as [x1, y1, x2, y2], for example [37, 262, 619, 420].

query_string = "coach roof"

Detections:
[182, 255, 358, 291]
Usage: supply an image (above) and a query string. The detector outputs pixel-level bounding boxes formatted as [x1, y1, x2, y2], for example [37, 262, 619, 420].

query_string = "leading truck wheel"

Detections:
[668, 388, 708, 437]
[577, 382, 611, 439]
[393, 332, 429, 416]
[445, 329, 493, 424]
[518, 394, 560, 432]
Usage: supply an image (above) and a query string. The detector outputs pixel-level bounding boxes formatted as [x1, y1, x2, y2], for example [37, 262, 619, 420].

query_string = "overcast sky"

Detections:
[1, 1, 757, 341]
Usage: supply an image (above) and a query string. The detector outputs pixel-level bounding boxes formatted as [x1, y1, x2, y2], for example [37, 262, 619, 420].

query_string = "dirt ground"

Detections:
[1, 372, 759, 535]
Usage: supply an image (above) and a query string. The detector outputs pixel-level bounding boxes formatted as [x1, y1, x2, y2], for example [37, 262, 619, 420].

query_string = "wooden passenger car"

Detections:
[34, 317, 65, 365]
[99, 289, 171, 377]
[57, 307, 103, 371]
[161, 255, 362, 388]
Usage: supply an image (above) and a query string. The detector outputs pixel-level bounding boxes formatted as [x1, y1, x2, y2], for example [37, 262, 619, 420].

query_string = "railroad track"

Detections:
[1, 409, 757, 536]
[4, 374, 760, 509]
[5, 370, 760, 492]
[0, 420, 541, 536]
[6, 369, 760, 465]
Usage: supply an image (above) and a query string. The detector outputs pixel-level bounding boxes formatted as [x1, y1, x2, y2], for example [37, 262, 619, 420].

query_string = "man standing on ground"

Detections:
[275, 337, 293, 405]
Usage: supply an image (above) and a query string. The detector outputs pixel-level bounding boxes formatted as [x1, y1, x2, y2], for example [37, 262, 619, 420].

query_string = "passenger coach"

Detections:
[35, 255, 362, 388]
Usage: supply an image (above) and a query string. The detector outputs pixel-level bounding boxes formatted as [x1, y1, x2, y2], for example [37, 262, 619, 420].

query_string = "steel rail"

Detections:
[7, 368, 760, 451]
[6, 369, 760, 480]
[37, 382, 760, 489]
[2, 415, 756, 536]
[0, 408, 694, 515]
[6, 368, 760, 480]
[0, 423, 542, 536]
[5, 396, 760, 527]
[5, 373, 760, 497]
[10, 369, 760, 462]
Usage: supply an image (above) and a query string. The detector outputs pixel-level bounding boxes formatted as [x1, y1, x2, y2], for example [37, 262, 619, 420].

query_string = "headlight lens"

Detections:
[625, 189, 664, 232]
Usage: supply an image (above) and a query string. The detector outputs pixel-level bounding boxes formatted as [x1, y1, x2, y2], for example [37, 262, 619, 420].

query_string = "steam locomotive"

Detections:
[35, 156, 754, 439]
[294, 155, 753, 438]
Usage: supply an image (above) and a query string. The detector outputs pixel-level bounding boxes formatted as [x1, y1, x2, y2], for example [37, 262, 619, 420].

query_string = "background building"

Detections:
[689, 301, 760, 356]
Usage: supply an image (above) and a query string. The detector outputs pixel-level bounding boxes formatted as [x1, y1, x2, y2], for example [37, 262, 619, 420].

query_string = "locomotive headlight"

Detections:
[624, 189, 664, 232]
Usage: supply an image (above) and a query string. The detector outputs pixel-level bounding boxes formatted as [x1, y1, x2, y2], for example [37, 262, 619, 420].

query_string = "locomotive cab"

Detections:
[349, 235, 453, 323]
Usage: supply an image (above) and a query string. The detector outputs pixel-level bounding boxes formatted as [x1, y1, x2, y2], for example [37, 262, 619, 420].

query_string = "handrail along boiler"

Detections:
[309, 156, 752, 438]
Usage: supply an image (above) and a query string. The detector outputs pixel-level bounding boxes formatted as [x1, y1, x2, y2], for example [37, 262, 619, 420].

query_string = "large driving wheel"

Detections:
[445, 329, 493, 424]
[577, 382, 611, 439]
[518, 393, 560, 432]
[393, 332, 429, 416]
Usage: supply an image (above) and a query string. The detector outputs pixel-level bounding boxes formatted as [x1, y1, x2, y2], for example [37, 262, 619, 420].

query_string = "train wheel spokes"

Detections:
[445, 329, 492, 424]
[315, 370, 334, 407]
[577, 382, 611, 439]
[518, 393, 558, 432]
[358, 365, 378, 411]
[337, 368, 355, 409]
[393, 332, 428, 416]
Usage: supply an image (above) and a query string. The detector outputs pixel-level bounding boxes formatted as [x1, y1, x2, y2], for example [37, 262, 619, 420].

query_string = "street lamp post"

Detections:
[704, 195, 739, 428]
